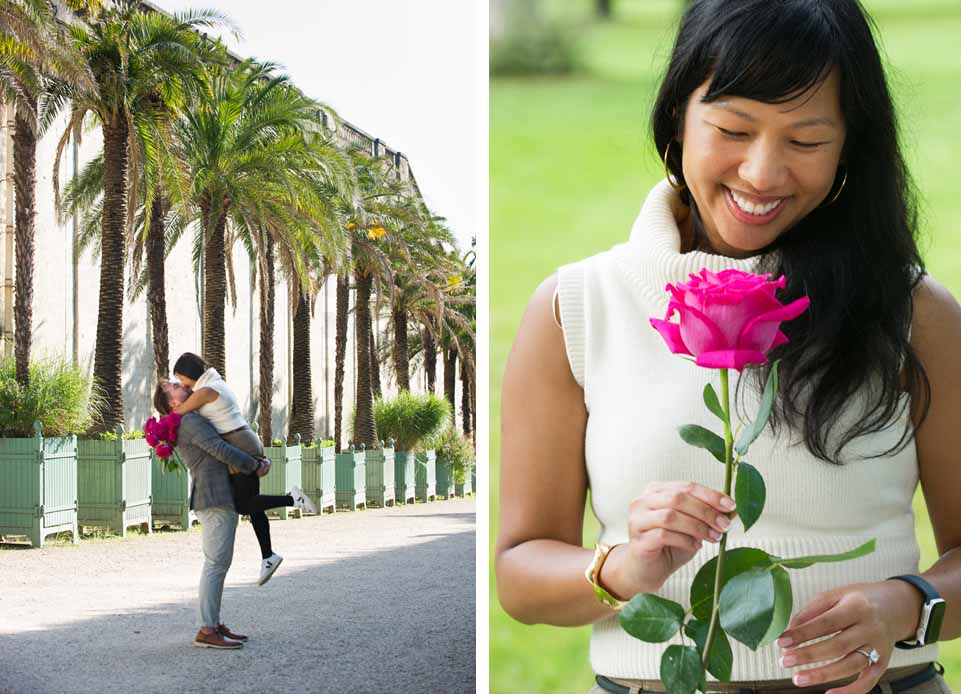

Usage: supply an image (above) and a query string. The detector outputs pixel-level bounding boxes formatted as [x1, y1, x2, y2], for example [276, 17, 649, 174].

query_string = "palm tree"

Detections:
[0, 0, 96, 386]
[47, 1, 229, 431]
[435, 245, 476, 436]
[173, 60, 349, 386]
[333, 271, 349, 451]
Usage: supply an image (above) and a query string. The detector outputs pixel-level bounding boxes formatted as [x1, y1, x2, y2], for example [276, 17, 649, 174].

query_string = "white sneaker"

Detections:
[289, 485, 318, 515]
[257, 553, 283, 586]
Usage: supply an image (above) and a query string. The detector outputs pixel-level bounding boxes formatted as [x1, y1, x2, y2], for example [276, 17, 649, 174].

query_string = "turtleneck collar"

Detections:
[619, 179, 779, 306]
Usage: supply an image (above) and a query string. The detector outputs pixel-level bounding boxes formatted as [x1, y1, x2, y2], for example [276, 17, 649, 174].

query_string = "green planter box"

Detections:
[151, 451, 195, 530]
[394, 450, 416, 504]
[365, 441, 396, 508]
[0, 423, 78, 548]
[436, 458, 456, 499]
[77, 428, 152, 536]
[471, 468, 476, 494]
[262, 435, 303, 520]
[415, 450, 437, 502]
[301, 443, 336, 514]
[335, 444, 366, 510]
[455, 475, 472, 497]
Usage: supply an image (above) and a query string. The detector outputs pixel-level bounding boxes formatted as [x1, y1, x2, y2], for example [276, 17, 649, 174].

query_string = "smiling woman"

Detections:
[495, 1, 961, 693]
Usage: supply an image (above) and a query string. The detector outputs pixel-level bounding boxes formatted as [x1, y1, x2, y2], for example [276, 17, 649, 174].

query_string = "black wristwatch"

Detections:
[886, 574, 946, 649]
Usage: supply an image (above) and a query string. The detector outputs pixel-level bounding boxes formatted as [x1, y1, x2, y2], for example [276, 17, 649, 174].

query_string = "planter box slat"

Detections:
[436, 458, 456, 499]
[151, 452, 195, 530]
[415, 450, 437, 503]
[262, 442, 303, 520]
[301, 445, 336, 514]
[0, 431, 79, 548]
[77, 436, 152, 536]
[394, 450, 416, 504]
[364, 445, 395, 508]
[335, 448, 366, 510]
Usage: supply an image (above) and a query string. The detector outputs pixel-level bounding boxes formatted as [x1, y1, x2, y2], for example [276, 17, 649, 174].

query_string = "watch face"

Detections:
[927, 600, 947, 644]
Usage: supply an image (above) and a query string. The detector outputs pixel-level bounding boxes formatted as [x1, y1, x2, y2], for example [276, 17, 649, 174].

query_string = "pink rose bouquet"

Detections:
[144, 413, 182, 471]
[612, 269, 876, 694]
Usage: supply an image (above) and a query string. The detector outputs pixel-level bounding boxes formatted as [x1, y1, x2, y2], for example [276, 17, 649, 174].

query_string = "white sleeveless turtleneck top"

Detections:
[556, 179, 935, 680]
[193, 367, 247, 434]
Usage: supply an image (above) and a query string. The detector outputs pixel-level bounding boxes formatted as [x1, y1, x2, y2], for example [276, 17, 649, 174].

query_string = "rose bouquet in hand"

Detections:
[617, 269, 876, 694]
[144, 412, 182, 472]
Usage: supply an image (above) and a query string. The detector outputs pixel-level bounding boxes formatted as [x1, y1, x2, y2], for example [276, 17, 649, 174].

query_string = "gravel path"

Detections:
[0, 498, 475, 694]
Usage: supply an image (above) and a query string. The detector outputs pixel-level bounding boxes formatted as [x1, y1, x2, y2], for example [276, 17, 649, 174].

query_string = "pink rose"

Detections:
[145, 431, 159, 447]
[155, 443, 174, 459]
[650, 268, 810, 370]
[144, 418, 157, 436]
[166, 413, 182, 442]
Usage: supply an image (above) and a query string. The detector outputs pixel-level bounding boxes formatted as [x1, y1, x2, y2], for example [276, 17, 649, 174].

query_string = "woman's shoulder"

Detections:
[912, 273, 961, 350]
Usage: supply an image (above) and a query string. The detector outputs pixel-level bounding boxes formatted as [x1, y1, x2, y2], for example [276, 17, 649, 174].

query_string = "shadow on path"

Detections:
[0, 529, 475, 694]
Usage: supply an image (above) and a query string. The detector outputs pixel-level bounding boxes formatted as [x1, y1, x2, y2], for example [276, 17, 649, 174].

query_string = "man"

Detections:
[154, 379, 270, 650]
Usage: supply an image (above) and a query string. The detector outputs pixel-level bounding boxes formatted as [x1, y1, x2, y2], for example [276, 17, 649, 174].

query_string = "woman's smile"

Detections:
[722, 185, 790, 225]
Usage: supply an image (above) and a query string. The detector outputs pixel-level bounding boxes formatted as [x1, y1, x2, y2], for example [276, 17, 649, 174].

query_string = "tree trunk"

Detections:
[460, 353, 472, 436]
[469, 355, 476, 446]
[352, 270, 377, 448]
[12, 96, 37, 388]
[203, 210, 227, 377]
[333, 272, 349, 453]
[392, 305, 410, 391]
[146, 192, 168, 382]
[91, 115, 129, 432]
[289, 290, 314, 441]
[444, 347, 457, 421]
[369, 316, 382, 400]
[258, 234, 275, 445]
[423, 322, 436, 393]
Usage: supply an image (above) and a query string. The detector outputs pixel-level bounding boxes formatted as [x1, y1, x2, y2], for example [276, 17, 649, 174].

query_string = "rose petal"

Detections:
[650, 318, 693, 356]
[696, 349, 769, 370]
[738, 297, 811, 352]
[672, 301, 729, 355]
[769, 329, 789, 350]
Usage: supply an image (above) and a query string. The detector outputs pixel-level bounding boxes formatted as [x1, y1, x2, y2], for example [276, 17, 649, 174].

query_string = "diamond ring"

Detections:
[855, 648, 881, 666]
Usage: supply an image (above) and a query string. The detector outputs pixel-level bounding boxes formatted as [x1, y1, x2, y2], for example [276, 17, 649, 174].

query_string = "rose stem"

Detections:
[702, 367, 733, 669]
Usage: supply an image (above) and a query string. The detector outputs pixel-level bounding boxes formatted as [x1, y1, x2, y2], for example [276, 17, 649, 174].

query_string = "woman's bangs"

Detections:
[702, 5, 839, 105]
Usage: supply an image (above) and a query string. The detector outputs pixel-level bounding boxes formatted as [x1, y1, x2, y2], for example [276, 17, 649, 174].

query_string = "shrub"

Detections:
[0, 356, 101, 438]
[490, 20, 579, 76]
[271, 438, 284, 447]
[319, 439, 335, 448]
[434, 425, 475, 485]
[95, 429, 145, 441]
[374, 392, 451, 451]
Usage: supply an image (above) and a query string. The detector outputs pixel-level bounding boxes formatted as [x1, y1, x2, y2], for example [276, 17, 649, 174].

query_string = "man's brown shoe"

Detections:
[216, 624, 248, 642]
[192, 629, 243, 649]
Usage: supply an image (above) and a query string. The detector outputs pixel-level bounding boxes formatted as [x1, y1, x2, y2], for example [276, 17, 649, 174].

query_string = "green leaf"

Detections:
[776, 539, 876, 569]
[684, 618, 734, 682]
[759, 566, 793, 648]
[735, 360, 779, 456]
[660, 644, 704, 694]
[619, 593, 686, 643]
[718, 567, 776, 651]
[690, 547, 772, 621]
[734, 462, 766, 532]
[703, 384, 726, 422]
[679, 424, 727, 464]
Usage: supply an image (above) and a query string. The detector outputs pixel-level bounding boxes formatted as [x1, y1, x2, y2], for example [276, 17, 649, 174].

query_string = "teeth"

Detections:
[730, 189, 782, 216]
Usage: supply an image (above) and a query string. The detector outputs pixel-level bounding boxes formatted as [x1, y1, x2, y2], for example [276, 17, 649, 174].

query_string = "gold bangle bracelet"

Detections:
[585, 543, 627, 610]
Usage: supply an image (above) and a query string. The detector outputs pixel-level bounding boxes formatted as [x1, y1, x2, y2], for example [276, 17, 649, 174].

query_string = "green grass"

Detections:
[490, 1, 961, 691]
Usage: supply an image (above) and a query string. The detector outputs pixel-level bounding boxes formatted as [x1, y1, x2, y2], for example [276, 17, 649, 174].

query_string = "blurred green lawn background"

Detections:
[490, 1, 961, 692]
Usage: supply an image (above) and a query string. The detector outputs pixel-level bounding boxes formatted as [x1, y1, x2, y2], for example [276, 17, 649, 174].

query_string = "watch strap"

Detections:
[886, 574, 943, 649]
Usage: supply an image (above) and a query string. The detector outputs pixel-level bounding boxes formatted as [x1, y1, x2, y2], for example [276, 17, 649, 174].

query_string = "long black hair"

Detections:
[172, 352, 209, 381]
[652, 0, 930, 464]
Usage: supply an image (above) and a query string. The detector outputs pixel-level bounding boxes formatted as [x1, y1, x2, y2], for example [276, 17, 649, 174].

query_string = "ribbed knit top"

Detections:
[193, 368, 247, 434]
[556, 179, 935, 680]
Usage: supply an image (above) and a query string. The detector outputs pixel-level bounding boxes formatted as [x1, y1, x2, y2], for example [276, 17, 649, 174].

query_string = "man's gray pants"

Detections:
[196, 506, 239, 628]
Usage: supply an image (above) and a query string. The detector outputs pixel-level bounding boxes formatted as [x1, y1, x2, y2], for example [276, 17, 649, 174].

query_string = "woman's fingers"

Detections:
[634, 482, 735, 534]
[631, 504, 722, 543]
[633, 527, 704, 554]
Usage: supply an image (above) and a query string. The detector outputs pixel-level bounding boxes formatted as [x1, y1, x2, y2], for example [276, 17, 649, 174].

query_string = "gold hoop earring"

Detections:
[663, 141, 686, 192]
[823, 168, 847, 207]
